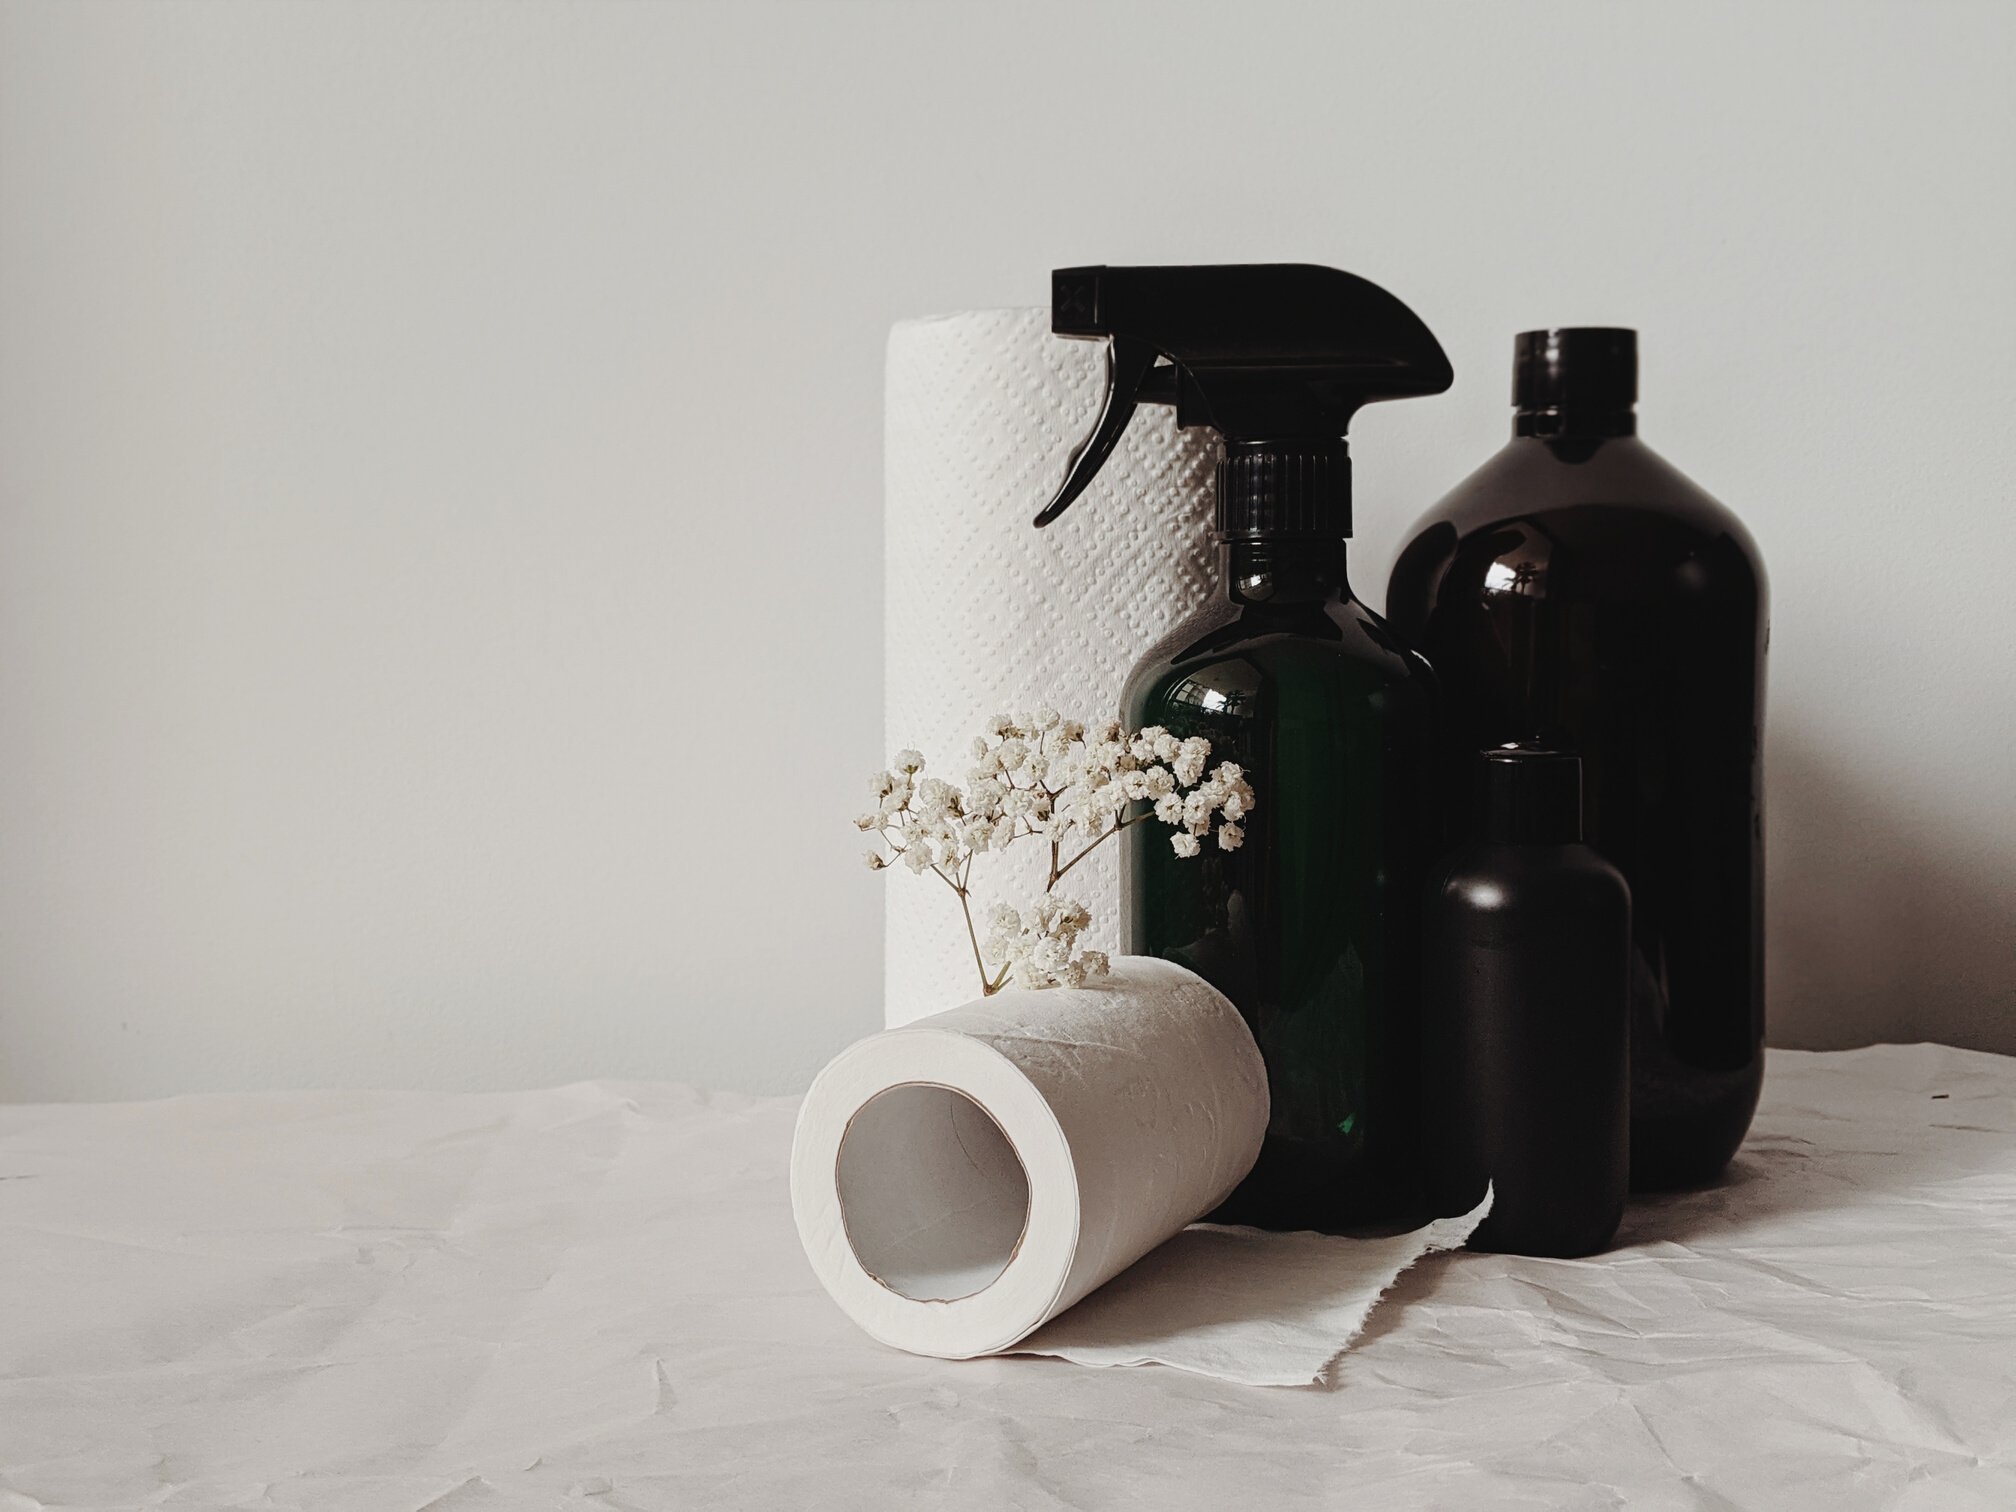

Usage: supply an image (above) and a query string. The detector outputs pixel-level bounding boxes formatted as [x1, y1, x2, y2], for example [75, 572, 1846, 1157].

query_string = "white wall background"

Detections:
[2, 1, 2011, 1100]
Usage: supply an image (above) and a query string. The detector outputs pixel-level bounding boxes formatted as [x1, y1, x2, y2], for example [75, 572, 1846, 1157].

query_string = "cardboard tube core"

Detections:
[835, 1082, 1031, 1302]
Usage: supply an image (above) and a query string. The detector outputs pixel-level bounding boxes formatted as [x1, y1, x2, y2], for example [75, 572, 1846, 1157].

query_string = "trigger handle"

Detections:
[1033, 335, 1158, 528]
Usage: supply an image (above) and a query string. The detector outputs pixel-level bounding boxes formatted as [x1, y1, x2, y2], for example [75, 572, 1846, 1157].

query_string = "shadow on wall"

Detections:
[1769, 730, 2016, 1055]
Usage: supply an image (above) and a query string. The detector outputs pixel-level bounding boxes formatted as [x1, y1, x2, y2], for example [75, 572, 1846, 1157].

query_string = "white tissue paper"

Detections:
[792, 958, 1266, 1358]
[883, 310, 1220, 1028]
[1015, 1197, 1489, 1384]
[791, 956, 1492, 1384]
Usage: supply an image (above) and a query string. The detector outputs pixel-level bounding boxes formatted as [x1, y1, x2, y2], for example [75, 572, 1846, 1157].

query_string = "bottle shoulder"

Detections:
[1125, 595, 1434, 706]
[1430, 843, 1630, 913]
[1413, 437, 1761, 562]
[1390, 436, 1767, 621]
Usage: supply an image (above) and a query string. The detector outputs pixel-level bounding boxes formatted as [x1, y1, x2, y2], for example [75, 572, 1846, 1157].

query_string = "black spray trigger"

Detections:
[1033, 335, 1158, 528]
[1033, 263, 1450, 539]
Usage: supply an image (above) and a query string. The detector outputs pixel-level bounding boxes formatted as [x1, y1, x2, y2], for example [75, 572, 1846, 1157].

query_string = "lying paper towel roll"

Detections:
[792, 957, 1267, 1360]
[883, 310, 1219, 1027]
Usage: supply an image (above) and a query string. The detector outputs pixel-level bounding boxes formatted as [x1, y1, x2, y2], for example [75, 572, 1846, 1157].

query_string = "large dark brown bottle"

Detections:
[1387, 329, 1767, 1190]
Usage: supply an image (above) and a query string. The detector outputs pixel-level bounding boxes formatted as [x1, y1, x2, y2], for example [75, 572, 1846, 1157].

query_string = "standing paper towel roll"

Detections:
[791, 957, 1267, 1360]
[883, 310, 1219, 1027]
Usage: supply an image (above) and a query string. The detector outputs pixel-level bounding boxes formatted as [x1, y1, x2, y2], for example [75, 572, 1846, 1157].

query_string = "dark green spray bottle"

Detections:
[1033, 265, 1454, 1229]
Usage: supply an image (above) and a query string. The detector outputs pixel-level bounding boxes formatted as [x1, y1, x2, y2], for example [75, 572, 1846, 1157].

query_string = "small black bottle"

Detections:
[1423, 748, 1629, 1258]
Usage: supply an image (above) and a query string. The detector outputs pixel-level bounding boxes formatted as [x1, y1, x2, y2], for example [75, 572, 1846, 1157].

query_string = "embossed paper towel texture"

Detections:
[884, 310, 1219, 1027]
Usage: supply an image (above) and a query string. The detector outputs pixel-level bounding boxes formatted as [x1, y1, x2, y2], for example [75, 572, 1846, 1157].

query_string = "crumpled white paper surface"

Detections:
[4, 1045, 2016, 1510]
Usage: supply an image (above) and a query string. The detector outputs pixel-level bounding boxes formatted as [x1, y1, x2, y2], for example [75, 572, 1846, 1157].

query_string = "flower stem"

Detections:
[1050, 810, 1141, 889]
[939, 864, 994, 999]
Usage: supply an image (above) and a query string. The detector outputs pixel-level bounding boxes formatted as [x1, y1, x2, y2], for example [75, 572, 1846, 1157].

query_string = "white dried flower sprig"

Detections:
[983, 896, 1103, 992]
[857, 712, 1255, 996]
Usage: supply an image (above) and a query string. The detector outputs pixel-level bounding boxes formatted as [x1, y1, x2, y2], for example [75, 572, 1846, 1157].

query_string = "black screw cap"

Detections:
[1513, 328, 1636, 413]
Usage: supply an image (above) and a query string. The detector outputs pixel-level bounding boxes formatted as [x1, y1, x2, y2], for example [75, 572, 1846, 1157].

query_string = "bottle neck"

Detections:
[1478, 750, 1585, 844]
[1216, 440, 1352, 540]
[1224, 537, 1353, 605]
[1515, 406, 1636, 438]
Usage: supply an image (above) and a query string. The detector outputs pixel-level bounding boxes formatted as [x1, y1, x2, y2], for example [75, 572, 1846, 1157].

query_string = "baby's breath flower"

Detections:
[982, 891, 1107, 990]
[858, 714, 1253, 995]
[912, 777, 961, 822]
[1181, 792, 1213, 832]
